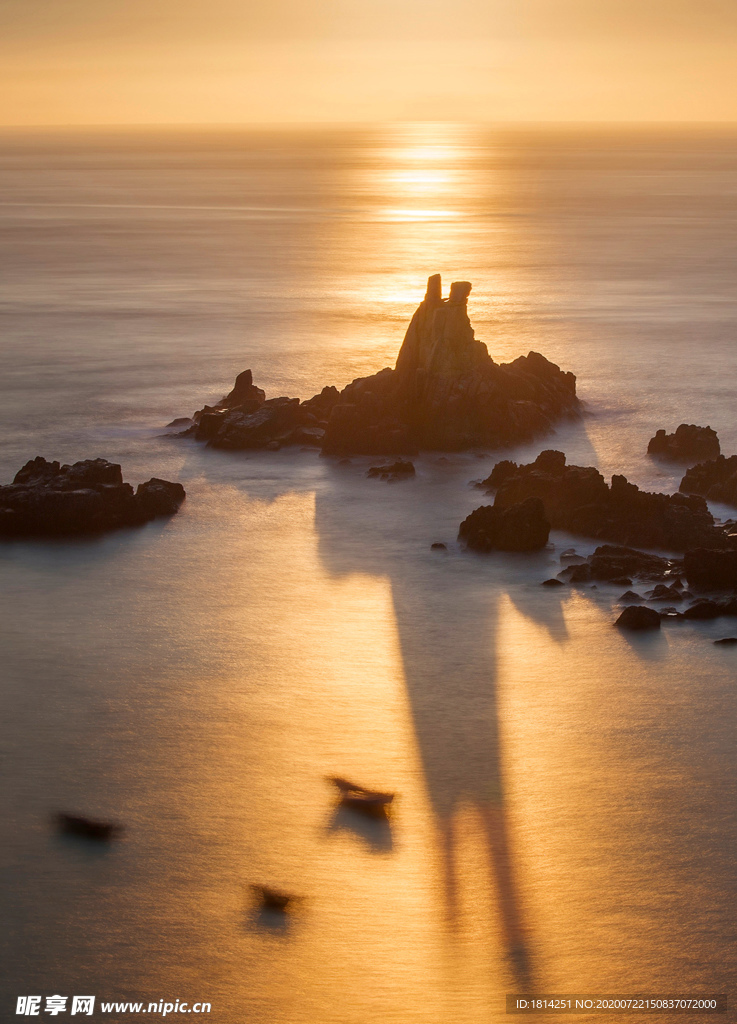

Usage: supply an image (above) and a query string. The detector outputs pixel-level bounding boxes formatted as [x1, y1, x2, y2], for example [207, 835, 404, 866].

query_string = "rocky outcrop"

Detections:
[458, 497, 550, 552]
[322, 276, 578, 454]
[482, 450, 729, 552]
[183, 276, 579, 454]
[647, 424, 720, 462]
[184, 368, 336, 450]
[0, 457, 185, 538]
[680, 454, 737, 508]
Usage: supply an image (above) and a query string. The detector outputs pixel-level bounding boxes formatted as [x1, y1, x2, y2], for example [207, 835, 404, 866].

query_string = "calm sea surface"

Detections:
[0, 124, 736, 1022]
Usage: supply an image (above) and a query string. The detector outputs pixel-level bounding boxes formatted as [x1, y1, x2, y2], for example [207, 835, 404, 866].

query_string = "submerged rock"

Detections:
[647, 583, 683, 602]
[680, 454, 737, 508]
[615, 605, 661, 630]
[647, 424, 720, 462]
[0, 457, 185, 538]
[183, 276, 579, 454]
[682, 600, 724, 620]
[459, 497, 550, 552]
[557, 545, 681, 585]
[367, 460, 416, 480]
[714, 637, 737, 645]
[482, 450, 728, 552]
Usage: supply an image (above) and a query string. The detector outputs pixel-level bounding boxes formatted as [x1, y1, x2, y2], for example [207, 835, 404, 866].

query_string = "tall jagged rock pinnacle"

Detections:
[321, 274, 579, 454]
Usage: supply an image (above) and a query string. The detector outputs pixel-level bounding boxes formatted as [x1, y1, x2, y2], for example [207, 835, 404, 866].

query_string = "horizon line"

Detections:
[2, 118, 737, 130]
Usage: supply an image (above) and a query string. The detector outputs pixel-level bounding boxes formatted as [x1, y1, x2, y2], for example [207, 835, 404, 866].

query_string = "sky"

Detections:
[0, 0, 736, 124]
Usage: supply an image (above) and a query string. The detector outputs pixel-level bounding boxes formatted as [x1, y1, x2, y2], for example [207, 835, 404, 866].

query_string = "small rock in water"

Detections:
[648, 583, 683, 602]
[459, 498, 550, 552]
[615, 605, 661, 631]
[367, 460, 416, 480]
[567, 564, 593, 583]
[714, 637, 737, 645]
[619, 590, 644, 603]
[682, 600, 723, 620]
[648, 424, 720, 462]
[560, 551, 587, 564]
[541, 578, 565, 587]
[431, 542, 447, 550]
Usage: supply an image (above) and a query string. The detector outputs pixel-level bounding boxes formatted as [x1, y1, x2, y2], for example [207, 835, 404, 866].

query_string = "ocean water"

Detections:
[0, 123, 736, 1022]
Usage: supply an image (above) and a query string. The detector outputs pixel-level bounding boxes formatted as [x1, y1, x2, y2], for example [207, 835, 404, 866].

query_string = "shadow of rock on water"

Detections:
[325, 804, 394, 854]
[50, 831, 118, 863]
[615, 624, 669, 660]
[506, 579, 571, 644]
[177, 437, 605, 989]
[250, 906, 293, 935]
[310, 461, 598, 990]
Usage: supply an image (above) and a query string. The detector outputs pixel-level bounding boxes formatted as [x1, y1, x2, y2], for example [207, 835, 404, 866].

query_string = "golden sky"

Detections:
[1, 0, 735, 124]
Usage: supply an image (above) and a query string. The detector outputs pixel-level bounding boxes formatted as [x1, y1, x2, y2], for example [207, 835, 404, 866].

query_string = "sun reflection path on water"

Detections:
[344, 122, 511, 328]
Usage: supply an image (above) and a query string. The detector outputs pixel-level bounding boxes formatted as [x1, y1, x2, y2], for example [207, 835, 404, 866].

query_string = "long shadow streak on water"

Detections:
[311, 463, 596, 991]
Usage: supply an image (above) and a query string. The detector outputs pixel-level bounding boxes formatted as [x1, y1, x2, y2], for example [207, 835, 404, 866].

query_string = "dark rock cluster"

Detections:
[458, 497, 550, 552]
[559, 544, 681, 583]
[680, 454, 737, 509]
[187, 369, 336, 450]
[183, 276, 579, 455]
[555, 542, 737, 596]
[481, 450, 728, 552]
[0, 457, 185, 538]
[647, 424, 720, 462]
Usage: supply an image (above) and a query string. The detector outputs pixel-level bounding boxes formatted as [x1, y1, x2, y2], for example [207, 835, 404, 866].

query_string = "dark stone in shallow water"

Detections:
[615, 605, 661, 630]
[648, 583, 683, 602]
[541, 577, 565, 587]
[714, 637, 737, 645]
[367, 460, 416, 480]
[431, 542, 447, 550]
[648, 424, 720, 462]
[682, 600, 724, 620]
[459, 497, 550, 552]
[0, 457, 185, 538]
